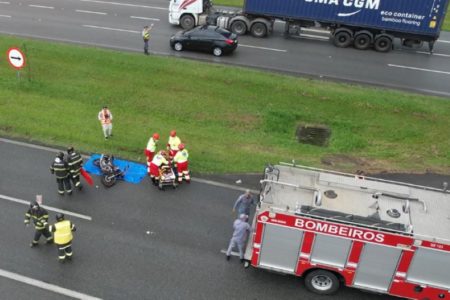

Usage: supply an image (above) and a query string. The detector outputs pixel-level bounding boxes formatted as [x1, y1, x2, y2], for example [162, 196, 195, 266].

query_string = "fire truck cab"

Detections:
[244, 163, 450, 299]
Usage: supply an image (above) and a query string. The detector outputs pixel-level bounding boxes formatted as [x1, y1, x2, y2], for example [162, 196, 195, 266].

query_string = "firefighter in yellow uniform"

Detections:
[49, 213, 76, 263]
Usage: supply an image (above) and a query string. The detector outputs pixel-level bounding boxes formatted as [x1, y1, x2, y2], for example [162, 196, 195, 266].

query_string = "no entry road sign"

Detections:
[7, 48, 26, 70]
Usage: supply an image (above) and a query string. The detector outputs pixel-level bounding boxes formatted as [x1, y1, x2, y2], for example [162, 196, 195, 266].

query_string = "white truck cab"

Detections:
[169, 0, 207, 29]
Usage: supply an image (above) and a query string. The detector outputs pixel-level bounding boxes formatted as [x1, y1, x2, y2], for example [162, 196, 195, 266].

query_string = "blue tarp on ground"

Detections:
[84, 154, 147, 184]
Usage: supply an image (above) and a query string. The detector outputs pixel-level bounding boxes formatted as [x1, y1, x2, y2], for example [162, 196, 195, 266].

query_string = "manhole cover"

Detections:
[296, 124, 331, 146]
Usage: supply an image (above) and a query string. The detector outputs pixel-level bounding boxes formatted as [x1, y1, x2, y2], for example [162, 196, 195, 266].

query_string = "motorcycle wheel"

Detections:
[101, 174, 116, 188]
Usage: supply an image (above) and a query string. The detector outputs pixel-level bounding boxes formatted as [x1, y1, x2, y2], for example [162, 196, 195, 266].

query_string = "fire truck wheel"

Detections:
[304, 269, 340, 295]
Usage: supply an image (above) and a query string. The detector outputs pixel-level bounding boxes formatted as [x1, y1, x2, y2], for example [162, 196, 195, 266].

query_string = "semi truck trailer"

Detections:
[168, 0, 449, 52]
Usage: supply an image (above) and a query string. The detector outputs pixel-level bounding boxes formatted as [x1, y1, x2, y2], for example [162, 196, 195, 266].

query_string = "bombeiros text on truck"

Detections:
[241, 163, 450, 299]
[168, 0, 449, 52]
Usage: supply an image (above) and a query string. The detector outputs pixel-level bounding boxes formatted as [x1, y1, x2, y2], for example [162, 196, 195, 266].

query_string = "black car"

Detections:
[170, 25, 238, 57]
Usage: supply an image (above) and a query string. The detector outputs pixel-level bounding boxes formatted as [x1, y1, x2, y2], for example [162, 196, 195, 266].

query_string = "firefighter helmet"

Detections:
[56, 213, 65, 221]
[153, 133, 160, 140]
[30, 201, 40, 210]
[56, 152, 64, 159]
[178, 143, 185, 150]
[170, 130, 176, 137]
[67, 146, 74, 154]
[239, 214, 248, 221]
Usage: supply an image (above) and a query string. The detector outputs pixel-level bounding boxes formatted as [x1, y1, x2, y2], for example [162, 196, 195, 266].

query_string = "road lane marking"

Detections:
[388, 64, 450, 75]
[83, 24, 140, 33]
[438, 40, 450, 43]
[0, 14, 11, 18]
[29, 4, 54, 9]
[76, 9, 107, 15]
[130, 16, 160, 21]
[220, 249, 244, 257]
[0, 194, 93, 221]
[415, 51, 450, 58]
[0, 1, 10, 4]
[80, 0, 167, 10]
[0, 269, 102, 300]
[239, 44, 287, 52]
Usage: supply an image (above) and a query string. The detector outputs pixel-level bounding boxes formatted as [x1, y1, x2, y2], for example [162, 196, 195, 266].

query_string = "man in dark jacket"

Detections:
[24, 201, 53, 247]
[67, 146, 83, 190]
[50, 152, 72, 195]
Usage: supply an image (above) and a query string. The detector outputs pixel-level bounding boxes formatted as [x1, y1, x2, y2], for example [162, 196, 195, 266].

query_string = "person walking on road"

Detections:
[49, 213, 76, 263]
[232, 189, 255, 218]
[145, 133, 159, 175]
[142, 24, 154, 55]
[98, 105, 113, 139]
[24, 199, 53, 247]
[50, 152, 72, 196]
[226, 214, 251, 262]
[67, 146, 83, 190]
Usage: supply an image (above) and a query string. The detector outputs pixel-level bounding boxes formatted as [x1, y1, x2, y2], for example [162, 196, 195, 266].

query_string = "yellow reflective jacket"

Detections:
[52, 220, 74, 245]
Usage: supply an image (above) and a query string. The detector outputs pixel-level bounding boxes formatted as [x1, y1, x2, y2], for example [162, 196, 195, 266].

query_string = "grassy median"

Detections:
[0, 35, 449, 174]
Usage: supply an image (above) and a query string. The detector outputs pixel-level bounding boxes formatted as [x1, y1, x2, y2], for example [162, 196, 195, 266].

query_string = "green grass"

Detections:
[213, 0, 450, 32]
[0, 35, 449, 174]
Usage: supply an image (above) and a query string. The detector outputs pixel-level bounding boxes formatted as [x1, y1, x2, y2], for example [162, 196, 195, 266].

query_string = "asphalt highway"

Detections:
[1, 0, 450, 96]
[0, 138, 421, 300]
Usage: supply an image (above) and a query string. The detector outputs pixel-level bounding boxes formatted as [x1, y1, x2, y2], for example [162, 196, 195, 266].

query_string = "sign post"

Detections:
[7, 47, 26, 79]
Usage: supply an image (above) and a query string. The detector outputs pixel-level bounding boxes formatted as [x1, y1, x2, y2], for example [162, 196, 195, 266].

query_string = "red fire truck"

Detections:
[243, 163, 450, 299]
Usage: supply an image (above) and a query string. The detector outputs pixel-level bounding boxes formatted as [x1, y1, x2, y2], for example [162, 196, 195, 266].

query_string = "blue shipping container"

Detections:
[244, 0, 448, 37]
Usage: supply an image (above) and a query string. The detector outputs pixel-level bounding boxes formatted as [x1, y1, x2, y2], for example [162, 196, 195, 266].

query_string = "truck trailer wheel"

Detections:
[180, 15, 195, 30]
[333, 30, 352, 48]
[374, 35, 392, 52]
[230, 20, 247, 35]
[304, 270, 340, 295]
[250, 22, 267, 38]
[353, 32, 372, 50]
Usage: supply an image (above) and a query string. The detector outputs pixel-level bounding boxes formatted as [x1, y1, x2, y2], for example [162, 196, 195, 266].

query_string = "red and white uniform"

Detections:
[149, 153, 168, 179]
[173, 149, 190, 183]
[167, 135, 181, 158]
[144, 137, 158, 173]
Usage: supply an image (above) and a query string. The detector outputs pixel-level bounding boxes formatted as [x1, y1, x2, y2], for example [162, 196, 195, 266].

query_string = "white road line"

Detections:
[415, 51, 450, 58]
[0, 269, 102, 300]
[388, 64, 450, 75]
[0, 1, 11, 4]
[0, 194, 93, 221]
[192, 178, 259, 193]
[76, 9, 107, 15]
[220, 249, 242, 257]
[239, 44, 287, 52]
[80, 0, 167, 10]
[130, 16, 160, 21]
[438, 40, 450, 43]
[0, 14, 11, 18]
[83, 24, 140, 34]
[29, 4, 54, 9]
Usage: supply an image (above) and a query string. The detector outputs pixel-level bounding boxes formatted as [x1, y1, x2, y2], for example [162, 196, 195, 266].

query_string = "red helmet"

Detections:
[178, 143, 185, 150]
[170, 130, 176, 137]
[153, 133, 159, 140]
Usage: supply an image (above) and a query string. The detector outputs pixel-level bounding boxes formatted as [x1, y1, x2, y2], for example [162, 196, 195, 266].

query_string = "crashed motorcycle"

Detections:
[93, 154, 128, 187]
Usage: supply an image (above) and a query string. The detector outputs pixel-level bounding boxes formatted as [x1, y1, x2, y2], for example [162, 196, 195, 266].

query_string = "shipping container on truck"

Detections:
[242, 163, 450, 299]
[168, 0, 449, 52]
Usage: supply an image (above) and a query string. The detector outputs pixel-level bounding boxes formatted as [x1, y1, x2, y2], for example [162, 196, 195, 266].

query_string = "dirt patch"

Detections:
[0, 125, 13, 132]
